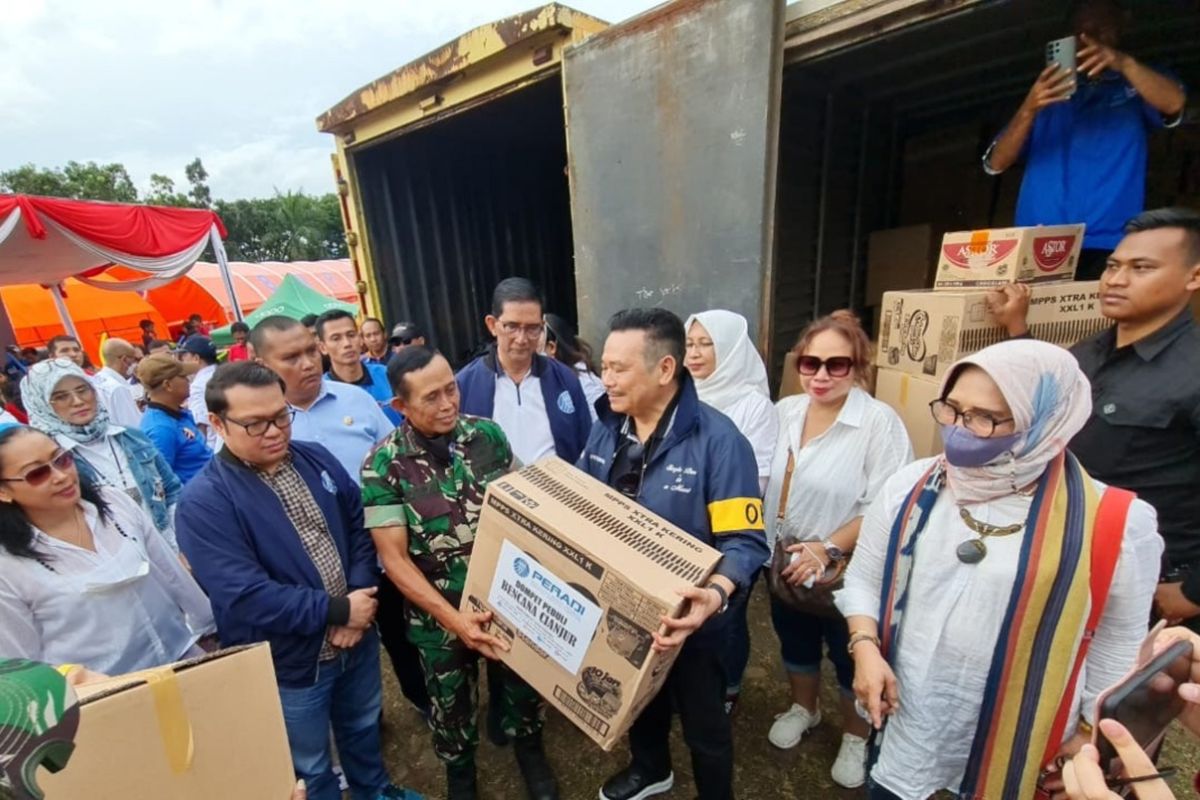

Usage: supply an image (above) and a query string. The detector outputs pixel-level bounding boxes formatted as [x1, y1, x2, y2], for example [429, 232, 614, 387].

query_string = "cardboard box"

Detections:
[778, 350, 803, 400]
[877, 281, 1107, 379]
[865, 225, 939, 307]
[40, 645, 295, 800]
[873, 369, 943, 460]
[933, 224, 1084, 289]
[461, 458, 722, 750]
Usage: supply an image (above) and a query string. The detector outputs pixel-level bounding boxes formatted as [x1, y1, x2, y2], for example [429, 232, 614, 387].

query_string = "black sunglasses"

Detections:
[796, 355, 855, 378]
[614, 439, 647, 499]
[1, 450, 75, 487]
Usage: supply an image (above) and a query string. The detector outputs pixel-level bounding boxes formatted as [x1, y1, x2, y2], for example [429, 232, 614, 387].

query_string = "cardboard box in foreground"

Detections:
[40, 644, 294, 800]
[462, 458, 722, 750]
[933, 224, 1084, 289]
[874, 369, 943, 460]
[877, 281, 1106, 379]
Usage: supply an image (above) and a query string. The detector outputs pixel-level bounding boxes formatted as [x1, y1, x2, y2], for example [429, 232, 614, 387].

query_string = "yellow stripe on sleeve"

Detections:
[708, 497, 766, 534]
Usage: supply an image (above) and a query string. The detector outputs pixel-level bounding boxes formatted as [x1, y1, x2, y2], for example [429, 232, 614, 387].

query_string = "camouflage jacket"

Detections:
[361, 415, 512, 602]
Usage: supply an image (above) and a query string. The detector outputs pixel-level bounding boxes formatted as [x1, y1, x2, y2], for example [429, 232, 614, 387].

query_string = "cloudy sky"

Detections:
[1, 0, 659, 200]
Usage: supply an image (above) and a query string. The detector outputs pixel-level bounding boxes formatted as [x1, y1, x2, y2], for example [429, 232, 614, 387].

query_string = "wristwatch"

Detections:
[706, 582, 730, 614]
[822, 541, 848, 563]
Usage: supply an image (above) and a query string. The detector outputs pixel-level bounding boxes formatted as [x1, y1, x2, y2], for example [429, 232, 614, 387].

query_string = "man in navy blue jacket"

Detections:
[456, 278, 592, 466]
[175, 362, 420, 800]
[578, 308, 767, 800]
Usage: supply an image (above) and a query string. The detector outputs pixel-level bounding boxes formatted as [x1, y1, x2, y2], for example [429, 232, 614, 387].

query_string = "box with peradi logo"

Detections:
[933, 224, 1084, 289]
[460, 457, 722, 750]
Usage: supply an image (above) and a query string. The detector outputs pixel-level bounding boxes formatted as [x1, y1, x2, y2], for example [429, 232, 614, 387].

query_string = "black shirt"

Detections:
[1069, 309, 1200, 571]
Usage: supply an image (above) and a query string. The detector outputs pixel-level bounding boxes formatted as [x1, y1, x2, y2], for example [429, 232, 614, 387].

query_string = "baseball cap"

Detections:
[136, 353, 200, 388]
[389, 322, 424, 345]
[179, 335, 218, 362]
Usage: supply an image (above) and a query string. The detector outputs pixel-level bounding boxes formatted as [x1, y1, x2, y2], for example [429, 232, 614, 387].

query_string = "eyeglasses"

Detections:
[796, 356, 855, 378]
[499, 321, 545, 340]
[614, 439, 647, 499]
[49, 385, 95, 405]
[221, 409, 296, 437]
[929, 399, 1015, 438]
[1, 450, 75, 487]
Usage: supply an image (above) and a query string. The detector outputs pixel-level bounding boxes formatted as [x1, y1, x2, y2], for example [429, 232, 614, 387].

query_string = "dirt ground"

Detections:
[378, 583, 1200, 800]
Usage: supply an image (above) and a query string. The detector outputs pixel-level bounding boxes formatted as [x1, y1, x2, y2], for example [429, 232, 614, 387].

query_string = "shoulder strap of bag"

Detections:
[776, 448, 795, 522]
[1039, 486, 1135, 772]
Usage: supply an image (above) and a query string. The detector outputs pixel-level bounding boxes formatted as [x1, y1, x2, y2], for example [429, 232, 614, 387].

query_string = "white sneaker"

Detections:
[830, 732, 868, 788]
[767, 703, 820, 749]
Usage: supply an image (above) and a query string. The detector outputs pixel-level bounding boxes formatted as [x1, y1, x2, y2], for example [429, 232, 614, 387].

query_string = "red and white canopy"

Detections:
[0, 194, 228, 289]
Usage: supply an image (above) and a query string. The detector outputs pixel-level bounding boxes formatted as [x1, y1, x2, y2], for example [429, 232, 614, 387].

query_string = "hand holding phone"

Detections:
[1094, 639, 1192, 774]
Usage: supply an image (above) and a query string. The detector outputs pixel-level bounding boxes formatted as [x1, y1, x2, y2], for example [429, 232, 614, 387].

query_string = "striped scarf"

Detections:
[878, 452, 1100, 800]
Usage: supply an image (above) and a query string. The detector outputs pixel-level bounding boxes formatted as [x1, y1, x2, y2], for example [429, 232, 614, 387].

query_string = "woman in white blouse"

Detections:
[763, 310, 912, 789]
[839, 340, 1162, 800]
[0, 425, 214, 674]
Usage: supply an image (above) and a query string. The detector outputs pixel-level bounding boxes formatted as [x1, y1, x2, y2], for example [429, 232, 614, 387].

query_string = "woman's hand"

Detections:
[1041, 730, 1091, 798]
[290, 780, 307, 800]
[1152, 626, 1200, 736]
[782, 542, 830, 587]
[851, 641, 899, 729]
[1061, 720, 1174, 799]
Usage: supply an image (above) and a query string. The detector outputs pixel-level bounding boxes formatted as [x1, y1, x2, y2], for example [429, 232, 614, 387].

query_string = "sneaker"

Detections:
[598, 766, 674, 800]
[830, 732, 868, 789]
[767, 703, 821, 749]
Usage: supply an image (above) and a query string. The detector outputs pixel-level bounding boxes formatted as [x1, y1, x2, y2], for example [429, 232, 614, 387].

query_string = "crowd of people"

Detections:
[0, 205, 1196, 800]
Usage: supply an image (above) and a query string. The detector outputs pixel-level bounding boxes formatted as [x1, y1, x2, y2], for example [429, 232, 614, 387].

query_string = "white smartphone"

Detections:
[1045, 36, 1078, 94]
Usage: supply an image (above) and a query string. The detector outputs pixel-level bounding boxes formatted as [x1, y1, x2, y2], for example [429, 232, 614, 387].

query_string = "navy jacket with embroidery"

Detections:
[456, 347, 593, 463]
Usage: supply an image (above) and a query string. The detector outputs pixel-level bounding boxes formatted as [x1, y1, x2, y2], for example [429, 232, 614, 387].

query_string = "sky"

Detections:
[0, 0, 659, 201]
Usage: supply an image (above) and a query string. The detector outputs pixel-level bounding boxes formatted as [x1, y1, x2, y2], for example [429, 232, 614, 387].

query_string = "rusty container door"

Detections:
[563, 0, 785, 349]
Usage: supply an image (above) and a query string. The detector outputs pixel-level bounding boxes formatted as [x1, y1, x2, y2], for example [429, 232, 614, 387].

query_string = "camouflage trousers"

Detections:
[408, 609, 543, 766]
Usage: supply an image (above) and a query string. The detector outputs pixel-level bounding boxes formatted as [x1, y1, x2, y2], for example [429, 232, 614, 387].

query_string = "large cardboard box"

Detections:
[778, 350, 803, 399]
[873, 368, 943, 460]
[865, 225, 939, 307]
[877, 281, 1107, 379]
[40, 645, 295, 800]
[933, 224, 1084, 289]
[461, 458, 722, 750]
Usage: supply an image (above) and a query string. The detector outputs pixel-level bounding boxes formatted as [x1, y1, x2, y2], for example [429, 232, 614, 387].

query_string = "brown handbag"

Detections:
[766, 447, 848, 619]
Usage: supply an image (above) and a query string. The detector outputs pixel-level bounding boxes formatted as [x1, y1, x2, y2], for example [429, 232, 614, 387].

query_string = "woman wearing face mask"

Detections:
[763, 311, 912, 789]
[0, 426, 214, 674]
[21, 359, 183, 552]
[838, 340, 1163, 800]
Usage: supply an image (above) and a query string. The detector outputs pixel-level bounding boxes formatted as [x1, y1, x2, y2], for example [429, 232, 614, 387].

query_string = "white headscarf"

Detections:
[684, 310, 770, 412]
[938, 339, 1092, 505]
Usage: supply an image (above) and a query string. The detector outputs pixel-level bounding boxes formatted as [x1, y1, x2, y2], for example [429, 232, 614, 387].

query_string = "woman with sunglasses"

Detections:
[541, 313, 605, 420]
[20, 359, 183, 551]
[762, 310, 912, 789]
[0, 425, 214, 674]
[838, 339, 1161, 800]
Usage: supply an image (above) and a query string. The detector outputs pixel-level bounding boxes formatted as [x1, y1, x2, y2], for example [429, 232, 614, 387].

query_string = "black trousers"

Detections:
[375, 576, 432, 714]
[629, 640, 733, 800]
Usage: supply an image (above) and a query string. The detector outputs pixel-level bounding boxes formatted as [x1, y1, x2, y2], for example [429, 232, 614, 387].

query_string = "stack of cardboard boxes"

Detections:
[870, 223, 1109, 458]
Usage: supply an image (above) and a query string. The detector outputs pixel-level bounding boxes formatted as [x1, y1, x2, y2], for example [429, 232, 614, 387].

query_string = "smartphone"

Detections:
[1045, 36, 1078, 96]
[1094, 639, 1192, 770]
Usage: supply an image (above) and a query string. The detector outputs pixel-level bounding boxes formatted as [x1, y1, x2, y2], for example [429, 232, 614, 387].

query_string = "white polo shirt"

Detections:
[492, 372, 556, 466]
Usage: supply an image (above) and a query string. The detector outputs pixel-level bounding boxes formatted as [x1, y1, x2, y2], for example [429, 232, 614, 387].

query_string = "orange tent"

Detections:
[103, 266, 229, 331]
[187, 260, 358, 315]
[1, 279, 169, 364]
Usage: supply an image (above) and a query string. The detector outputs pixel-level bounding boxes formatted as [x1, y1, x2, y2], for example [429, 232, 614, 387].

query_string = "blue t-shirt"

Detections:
[140, 405, 214, 484]
[1004, 69, 1184, 250]
[326, 362, 402, 426]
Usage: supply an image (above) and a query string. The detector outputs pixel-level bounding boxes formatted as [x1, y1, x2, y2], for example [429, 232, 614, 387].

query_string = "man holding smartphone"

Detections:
[983, 0, 1186, 280]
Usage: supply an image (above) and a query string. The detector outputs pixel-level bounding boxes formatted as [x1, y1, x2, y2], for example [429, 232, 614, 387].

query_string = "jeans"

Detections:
[769, 594, 854, 691]
[375, 577, 432, 713]
[722, 567, 760, 693]
[277, 629, 390, 800]
[629, 641, 733, 800]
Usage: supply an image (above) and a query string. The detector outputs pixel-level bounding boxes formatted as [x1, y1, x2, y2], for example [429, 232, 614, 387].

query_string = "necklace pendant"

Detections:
[957, 538, 987, 564]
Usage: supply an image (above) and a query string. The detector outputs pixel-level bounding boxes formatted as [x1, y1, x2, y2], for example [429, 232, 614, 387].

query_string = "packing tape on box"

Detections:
[968, 230, 990, 255]
[119, 666, 195, 774]
[898, 374, 910, 405]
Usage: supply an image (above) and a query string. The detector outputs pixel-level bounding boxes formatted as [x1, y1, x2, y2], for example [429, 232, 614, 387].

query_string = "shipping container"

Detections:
[318, 0, 1200, 379]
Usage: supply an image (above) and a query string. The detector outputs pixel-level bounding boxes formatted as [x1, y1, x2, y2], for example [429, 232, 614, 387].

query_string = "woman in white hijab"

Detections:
[838, 340, 1162, 800]
[684, 310, 778, 492]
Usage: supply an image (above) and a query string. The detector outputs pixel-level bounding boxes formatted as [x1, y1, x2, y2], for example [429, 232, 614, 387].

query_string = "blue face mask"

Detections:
[939, 424, 1021, 468]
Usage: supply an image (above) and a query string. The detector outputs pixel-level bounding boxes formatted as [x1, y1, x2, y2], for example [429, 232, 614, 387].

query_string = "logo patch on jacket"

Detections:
[321, 471, 337, 494]
[557, 390, 576, 414]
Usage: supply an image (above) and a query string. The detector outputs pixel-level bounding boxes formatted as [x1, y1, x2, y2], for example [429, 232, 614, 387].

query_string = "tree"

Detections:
[0, 161, 138, 202]
[145, 174, 190, 207]
[184, 158, 211, 208]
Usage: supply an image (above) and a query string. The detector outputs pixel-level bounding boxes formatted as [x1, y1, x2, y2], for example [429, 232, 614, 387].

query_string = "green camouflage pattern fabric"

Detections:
[0, 660, 80, 800]
[361, 414, 511, 606]
[362, 415, 541, 765]
[410, 612, 543, 765]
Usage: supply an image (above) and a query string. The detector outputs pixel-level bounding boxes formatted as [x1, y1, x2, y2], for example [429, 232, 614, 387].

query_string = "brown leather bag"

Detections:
[766, 448, 848, 619]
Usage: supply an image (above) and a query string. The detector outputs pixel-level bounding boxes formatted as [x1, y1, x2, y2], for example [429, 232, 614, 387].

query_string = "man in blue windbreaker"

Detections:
[578, 308, 767, 800]
[175, 361, 420, 800]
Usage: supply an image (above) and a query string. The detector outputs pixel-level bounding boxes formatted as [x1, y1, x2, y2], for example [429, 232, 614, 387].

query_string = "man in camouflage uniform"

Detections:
[361, 346, 558, 800]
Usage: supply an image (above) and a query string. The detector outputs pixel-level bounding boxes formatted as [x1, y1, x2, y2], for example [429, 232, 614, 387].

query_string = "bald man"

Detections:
[96, 337, 144, 428]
